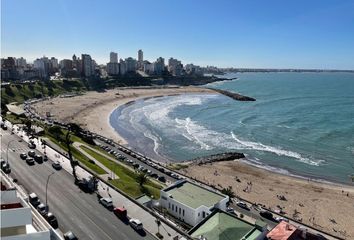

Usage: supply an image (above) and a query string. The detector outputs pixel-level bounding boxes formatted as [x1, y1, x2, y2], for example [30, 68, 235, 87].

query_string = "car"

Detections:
[28, 150, 36, 157]
[26, 158, 35, 165]
[260, 210, 274, 220]
[20, 153, 27, 160]
[99, 197, 113, 210]
[34, 155, 43, 163]
[28, 143, 36, 149]
[150, 173, 158, 178]
[158, 176, 166, 183]
[44, 212, 58, 228]
[275, 216, 289, 223]
[129, 219, 143, 231]
[1, 162, 11, 174]
[113, 207, 127, 220]
[29, 193, 41, 207]
[63, 231, 78, 240]
[52, 161, 62, 170]
[37, 203, 48, 215]
[226, 207, 238, 216]
[146, 170, 152, 175]
[236, 201, 250, 211]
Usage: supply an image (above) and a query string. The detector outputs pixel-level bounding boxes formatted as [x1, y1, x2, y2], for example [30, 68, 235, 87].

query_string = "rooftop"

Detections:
[189, 210, 263, 240]
[163, 180, 226, 209]
[267, 221, 299, 240]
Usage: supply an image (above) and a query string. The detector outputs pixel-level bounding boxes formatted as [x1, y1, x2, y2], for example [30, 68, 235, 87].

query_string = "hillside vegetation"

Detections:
[1, 79, 87, 104]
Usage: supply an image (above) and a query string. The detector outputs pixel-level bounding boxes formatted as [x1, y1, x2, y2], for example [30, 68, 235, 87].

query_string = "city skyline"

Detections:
[2, 0, 354, 70]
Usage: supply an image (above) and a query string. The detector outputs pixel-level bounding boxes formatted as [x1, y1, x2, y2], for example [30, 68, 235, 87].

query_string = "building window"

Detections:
[179, 208, 181, 215]
[203, 211, 205, 218]
[176, 206, 178, 212]
[172, 204, 174, 211]
[168, 203, 170, 209]
[183, 209, 185, 216]
[198, 213, 200, 217]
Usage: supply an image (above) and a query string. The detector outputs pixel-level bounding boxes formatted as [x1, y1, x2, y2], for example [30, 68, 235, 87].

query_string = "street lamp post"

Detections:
[6, 139, 16, 165]
[45, 172, 55, 211]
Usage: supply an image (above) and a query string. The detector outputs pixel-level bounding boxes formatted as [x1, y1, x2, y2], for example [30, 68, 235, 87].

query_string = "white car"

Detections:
[99, 197, 113, 209]
[129, 219, 143, 230]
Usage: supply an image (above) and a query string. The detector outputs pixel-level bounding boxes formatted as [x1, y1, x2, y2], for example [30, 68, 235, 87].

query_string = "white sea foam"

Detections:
[231, 131, 324, 166]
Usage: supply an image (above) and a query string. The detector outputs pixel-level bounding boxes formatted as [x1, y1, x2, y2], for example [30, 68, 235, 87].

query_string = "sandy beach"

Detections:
[32, 86, 214, 145]
[179, 160, 354, 239]
[32, 86, 354, 239]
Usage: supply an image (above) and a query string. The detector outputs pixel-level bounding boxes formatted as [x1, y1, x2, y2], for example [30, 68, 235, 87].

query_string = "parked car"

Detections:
[275, 216, 289, 223]
[28, 150, 36, 157]
[26, 158, 35, 165]
[29, 193, 41, 207]
[63, 231, 78, 240]
[37, 203, 48, 215]
[28, 143, 36, 149]
[20, 153, 27, 160]
[99, 197, 113, 210]
[1, 162, 11, 174]
[44, 212, 58, 228]
[150, 173, 158, 178]
[236, 201, 250, 211]
[34, 155, 43, 163]
[113, 207, 127, 220]
[129, 219, 143, 231]
[52, 161, 62, 170]
[260, 210, 274, 220]
[158, 176, 166, 183]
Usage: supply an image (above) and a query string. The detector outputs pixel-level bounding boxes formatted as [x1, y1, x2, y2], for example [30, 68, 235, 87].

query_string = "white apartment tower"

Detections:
[110, 52, 118, 63]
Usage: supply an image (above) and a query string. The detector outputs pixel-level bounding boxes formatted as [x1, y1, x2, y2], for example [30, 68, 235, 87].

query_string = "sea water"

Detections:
[110, 72, 354, 184]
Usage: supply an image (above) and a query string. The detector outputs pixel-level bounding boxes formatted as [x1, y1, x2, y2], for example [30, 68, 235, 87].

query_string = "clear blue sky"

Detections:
[1, 0, 354, 69]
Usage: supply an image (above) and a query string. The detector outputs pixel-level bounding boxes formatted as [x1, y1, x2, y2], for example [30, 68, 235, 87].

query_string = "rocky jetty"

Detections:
[208, 88, 256, 101]
[187, 152, 245, 165]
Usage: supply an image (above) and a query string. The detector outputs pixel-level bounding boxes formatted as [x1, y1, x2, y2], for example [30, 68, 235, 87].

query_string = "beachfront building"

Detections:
[107, 52, 119, 76]
[189, 209, 268, 240]
[1, 171, 58, 240]
[125, 57, 137, 72]
[81, 54, 94, 77]
[159, 180, 229, 226]
[168, 57, 183, 76]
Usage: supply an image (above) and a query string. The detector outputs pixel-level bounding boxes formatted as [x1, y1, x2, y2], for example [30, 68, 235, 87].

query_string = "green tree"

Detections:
[137, 172, 148, 186]
[221, 186, 235, 199]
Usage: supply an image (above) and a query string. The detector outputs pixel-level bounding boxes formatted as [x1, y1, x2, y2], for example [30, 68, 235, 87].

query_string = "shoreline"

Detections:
[32, 87, 354, 238]
[179, 160, 354, 239]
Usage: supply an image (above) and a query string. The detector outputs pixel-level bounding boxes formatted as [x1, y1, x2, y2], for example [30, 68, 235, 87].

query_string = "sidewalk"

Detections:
[6, 121, 183, 240]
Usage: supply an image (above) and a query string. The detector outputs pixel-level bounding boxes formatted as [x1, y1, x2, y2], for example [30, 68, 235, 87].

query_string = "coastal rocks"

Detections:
[208, 88, 256, 101]
[187, 152, 245, 165]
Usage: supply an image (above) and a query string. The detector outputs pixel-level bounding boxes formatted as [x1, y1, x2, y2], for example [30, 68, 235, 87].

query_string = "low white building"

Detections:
[0, 171, 62, 240]
[159, 180, 229, 226]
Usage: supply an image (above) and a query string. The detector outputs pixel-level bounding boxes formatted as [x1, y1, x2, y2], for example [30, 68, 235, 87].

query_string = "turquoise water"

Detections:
[110, 72, 354, 184]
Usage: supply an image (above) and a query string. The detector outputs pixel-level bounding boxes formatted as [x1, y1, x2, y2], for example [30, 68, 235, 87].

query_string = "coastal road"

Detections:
[1, 130, 156, 240]
[94, 139, 177, 183]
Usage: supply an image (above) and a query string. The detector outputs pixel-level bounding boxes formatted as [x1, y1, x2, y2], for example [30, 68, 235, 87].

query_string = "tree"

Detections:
[65, 128, 78, 182]
[137, 172, 148, 186]
[48, 125, 63, 140]
[221, 186, 235, 199]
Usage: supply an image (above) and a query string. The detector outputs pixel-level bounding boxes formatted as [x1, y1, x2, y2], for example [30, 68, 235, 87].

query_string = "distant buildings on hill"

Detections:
[1, 49, 211, 82]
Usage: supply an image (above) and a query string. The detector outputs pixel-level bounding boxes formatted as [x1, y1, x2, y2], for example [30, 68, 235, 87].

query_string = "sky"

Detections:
[1, 0, 354, 69]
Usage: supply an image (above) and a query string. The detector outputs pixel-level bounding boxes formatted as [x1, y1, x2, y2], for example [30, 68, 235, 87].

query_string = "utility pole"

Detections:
[45, 172, 55, 211]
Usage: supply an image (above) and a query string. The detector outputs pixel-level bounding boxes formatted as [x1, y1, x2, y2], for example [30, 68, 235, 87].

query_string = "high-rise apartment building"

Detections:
[81, 54, 93, 77]
[110, 52, 118, 63]
[138, 50, 143, 62]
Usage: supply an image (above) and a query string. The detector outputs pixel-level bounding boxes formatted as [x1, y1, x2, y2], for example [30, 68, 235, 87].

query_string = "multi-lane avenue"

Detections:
[1, 129, 156, 240]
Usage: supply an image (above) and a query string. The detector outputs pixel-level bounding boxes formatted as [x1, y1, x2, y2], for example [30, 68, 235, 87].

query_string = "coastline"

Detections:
[32, 86, 354, 239]
[179, 160, 354, 239]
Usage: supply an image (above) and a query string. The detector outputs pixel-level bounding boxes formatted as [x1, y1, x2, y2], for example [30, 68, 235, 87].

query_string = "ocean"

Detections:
[110, 72, 354, 184]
